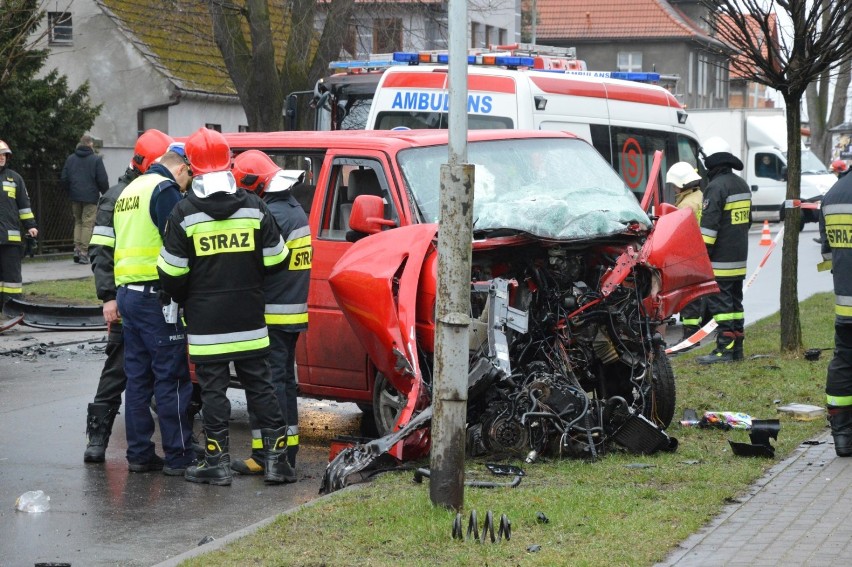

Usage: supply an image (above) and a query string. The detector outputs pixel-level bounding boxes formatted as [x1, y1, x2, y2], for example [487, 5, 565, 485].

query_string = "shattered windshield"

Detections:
[397, 137, 651, 240]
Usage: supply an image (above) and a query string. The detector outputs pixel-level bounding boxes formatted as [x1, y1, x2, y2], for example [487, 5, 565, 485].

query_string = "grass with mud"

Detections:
[23, 276, 98, 306]
[182, 293, 835, 567]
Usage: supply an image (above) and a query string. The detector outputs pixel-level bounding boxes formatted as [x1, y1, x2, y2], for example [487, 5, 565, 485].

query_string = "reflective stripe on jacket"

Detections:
[700, 168, 751, 279]
[1, 167, 37, 245]
[264, 192, 311, 332]
[113, 174, 165, 286]
[820, 173, 852, 325]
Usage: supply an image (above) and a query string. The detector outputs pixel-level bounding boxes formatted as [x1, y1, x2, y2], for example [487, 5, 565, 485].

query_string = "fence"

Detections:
[21, 168, 75, 254]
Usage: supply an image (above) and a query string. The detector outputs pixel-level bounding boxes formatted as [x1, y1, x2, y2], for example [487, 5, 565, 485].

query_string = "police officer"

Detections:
[83, 129, 174, 463]
[157, 128, 295, 486]
[819, 166, 852, 457]
[696, 136, 752, 364]
[114, 147, 195, 474]
[231, 151, 312, 474]
[666, 161, 704, 343]
[0, 139, 38, 319]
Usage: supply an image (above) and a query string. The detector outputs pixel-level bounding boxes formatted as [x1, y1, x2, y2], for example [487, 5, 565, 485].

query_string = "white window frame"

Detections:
[48, 12, 72, 45]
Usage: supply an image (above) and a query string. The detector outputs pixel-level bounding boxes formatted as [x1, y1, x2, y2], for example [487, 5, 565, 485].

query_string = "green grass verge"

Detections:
[182, 293, 835, 567]
[23, 276, 98, 306]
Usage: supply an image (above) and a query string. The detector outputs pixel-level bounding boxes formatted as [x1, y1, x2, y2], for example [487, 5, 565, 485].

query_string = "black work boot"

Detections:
[231, 432, 266, 476]
[84, 403, 119, 463]
[185, 429, 232, 486]
[732, 334, 745, 362]
[262, 426, 297, 484]
[697, 332, 738, 365]
[828, 408, 852, 457]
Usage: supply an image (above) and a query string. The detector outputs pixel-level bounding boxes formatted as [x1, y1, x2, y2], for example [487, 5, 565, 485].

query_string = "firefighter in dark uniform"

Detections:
[231, 150, 312, 475]
[114, 148, 195, 474]
[696, 136, 752, 364]
[819, 168, 852, 456]
[83, 129, 175, 463]
[157, 128, 295, 486]
[0, 139, 38, 317]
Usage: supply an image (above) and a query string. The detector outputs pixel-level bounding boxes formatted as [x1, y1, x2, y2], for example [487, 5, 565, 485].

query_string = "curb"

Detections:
[152, 483, 364, 566]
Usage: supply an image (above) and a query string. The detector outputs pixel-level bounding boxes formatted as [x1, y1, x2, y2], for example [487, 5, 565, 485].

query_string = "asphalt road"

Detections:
[0, 328, 373, 567]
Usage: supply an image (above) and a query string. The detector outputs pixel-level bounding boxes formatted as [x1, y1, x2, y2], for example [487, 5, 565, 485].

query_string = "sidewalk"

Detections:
[657, 432, 852, 566]
[17, 258, 852, 566]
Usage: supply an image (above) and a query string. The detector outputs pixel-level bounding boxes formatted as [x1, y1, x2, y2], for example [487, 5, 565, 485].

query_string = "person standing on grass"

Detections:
[819, 164, 852, 457]
[0, 139, 37, 320]
[60, 134, 109, 264]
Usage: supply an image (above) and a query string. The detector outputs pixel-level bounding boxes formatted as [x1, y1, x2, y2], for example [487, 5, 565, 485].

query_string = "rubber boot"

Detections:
[84, 403, 119, 463]
[697, 331, 738, 365]
[732, 333, 745, 362]
[828, 408, 852, 457]
[185, 429, 232, 486]
[231, 430, 265, 475]
[262, 426, 297, 484]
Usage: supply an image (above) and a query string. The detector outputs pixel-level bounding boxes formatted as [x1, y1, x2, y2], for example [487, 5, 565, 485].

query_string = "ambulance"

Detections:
[364, 47, 702, 201]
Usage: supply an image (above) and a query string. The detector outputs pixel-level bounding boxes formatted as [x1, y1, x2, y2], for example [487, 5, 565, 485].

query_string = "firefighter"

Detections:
[0, 139, 38, 319]
[695, 136, 751, 365]
[83, 129, 174, 463]
[231, 150, 312, 475]
[666, 161, 704, 342]
[157, 128, 295, 486]
[819, 166, 852, 457]
[113, 145, 195, 474]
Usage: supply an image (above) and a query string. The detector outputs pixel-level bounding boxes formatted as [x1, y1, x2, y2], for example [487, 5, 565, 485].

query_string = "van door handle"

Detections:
[751, 184, 758, 192]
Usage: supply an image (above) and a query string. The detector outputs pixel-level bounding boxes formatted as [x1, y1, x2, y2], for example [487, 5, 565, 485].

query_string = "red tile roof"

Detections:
[532, 0, 715, 42]
[718, 13, 779, 79]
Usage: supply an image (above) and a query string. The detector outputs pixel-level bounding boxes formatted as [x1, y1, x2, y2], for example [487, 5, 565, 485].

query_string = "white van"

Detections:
[365, 50, 702, 201]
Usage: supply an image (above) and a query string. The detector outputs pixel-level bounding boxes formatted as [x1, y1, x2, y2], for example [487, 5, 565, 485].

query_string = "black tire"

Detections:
[371, 372, 407, 438]
[648, 347, 676, 428]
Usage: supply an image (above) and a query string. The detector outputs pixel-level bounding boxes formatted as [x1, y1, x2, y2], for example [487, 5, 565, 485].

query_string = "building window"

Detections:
[238, 125, 249, 133]
[471, 22, 480, 49]
[716, 61, 726, 101]
[698, 55, 708, 98]
[498, 28, 507, 46]
[48, 12, 72, 44]
[617, 52, 642, 73]
[205, 123, 222, 132]
[373, 19, 402, 54]
[485, 25, 493, 48]
[343, 22, 357, 58]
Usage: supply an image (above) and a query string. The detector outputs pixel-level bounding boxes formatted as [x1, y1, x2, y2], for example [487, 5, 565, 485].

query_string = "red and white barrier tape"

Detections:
[665, 225, 786, 354]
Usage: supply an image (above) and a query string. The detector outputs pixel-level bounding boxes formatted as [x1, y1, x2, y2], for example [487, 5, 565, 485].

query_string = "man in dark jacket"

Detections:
[60, 134, 109, 264]
[696, 136, 752, 364]
[231, 151, 312, 474]
[0, 139, 38, 319]
[819, 169, 852, 456]
[82, 129, 174, 463]
[158, 128, 294, 487]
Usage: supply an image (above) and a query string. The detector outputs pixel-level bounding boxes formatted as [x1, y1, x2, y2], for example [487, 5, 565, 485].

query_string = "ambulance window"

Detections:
[373, 111, 513, 130]
[589, 124, 612, 165]
[607, 127, 681, 202]
[318, 158, 398, 241]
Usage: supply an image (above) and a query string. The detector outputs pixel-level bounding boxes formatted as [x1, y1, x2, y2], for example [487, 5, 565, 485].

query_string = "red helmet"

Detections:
[233, 150, 279, 194]
[831, 159, 848, 174]
[185, 127, 231, 175]
[131, 129, 174, 173]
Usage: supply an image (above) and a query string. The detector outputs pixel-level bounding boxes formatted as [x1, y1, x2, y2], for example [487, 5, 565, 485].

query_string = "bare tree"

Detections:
[700, 0, 852, 352]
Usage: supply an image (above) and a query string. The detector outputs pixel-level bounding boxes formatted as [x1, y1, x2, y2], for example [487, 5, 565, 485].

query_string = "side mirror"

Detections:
[349, 195, 396, 235]
[656, 202, 679, 217]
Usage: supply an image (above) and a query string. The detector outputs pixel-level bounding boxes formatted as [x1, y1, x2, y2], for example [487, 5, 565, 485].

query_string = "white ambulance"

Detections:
[364, 48, 702, 201]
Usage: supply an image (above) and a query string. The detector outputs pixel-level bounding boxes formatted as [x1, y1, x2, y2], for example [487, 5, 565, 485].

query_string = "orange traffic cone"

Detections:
[759, 220, 772, 246]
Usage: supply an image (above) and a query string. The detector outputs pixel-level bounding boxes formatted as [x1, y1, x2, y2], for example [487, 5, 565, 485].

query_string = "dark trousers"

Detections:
[827, 324, 852, 408]
[195, 356, 285, 434]
[92, 321, 126, 408]
[0, 244, 22, 305]
[680, 299, 704, 328]
[117, 286, 194, 468]
[706, 278, 744, 346]
[267, 329, 299, 431]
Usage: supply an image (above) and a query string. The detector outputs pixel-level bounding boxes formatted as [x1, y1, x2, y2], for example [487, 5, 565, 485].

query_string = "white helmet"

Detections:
[700, 136, 731, 160]
[666, 161, 702, 188]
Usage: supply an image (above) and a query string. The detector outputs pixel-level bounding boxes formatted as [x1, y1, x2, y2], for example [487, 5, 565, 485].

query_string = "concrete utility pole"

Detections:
[430, 0, 474, 511]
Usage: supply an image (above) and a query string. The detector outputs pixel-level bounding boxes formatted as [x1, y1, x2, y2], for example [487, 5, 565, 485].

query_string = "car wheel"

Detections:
[371, 371, 406, 438]
[647, 346, 676, 428]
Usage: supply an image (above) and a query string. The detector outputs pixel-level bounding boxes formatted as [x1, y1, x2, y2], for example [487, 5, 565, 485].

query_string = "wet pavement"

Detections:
[0, 327, 372, 567]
